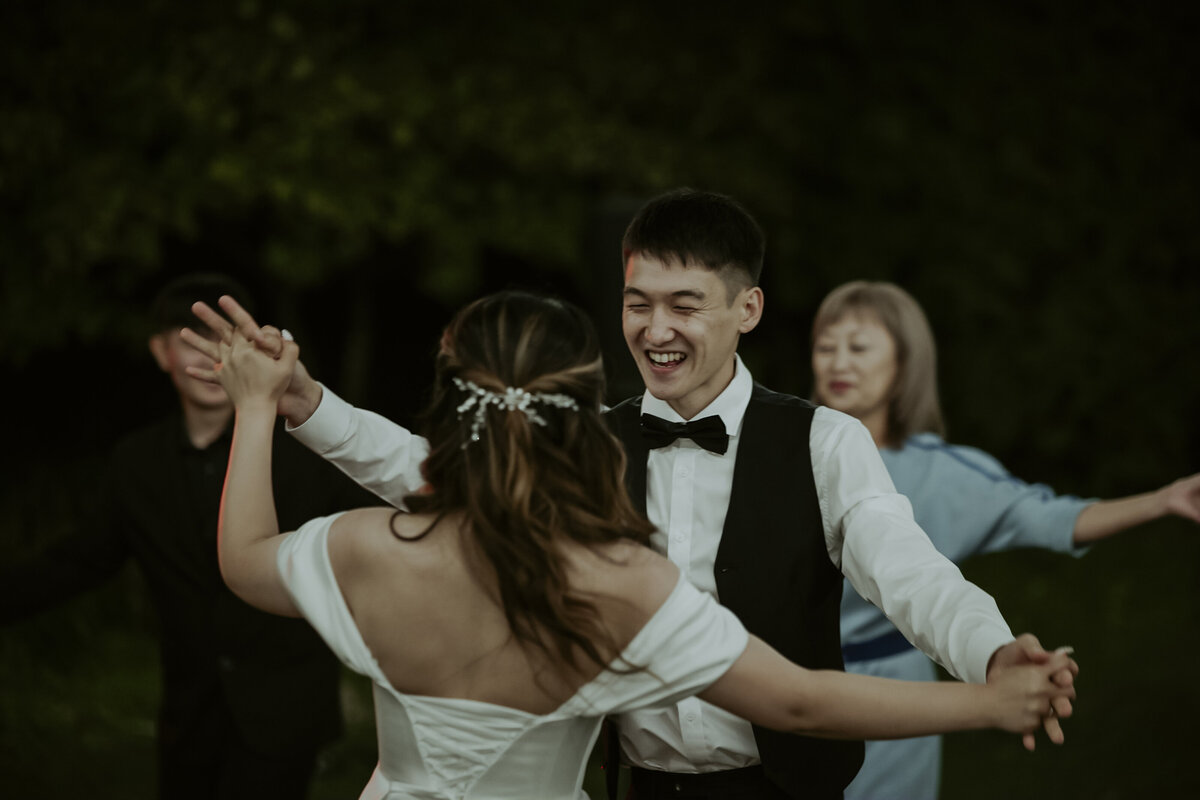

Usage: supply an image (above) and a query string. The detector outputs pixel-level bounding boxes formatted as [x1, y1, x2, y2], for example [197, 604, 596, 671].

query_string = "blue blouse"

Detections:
[840, 432, 1092, 648]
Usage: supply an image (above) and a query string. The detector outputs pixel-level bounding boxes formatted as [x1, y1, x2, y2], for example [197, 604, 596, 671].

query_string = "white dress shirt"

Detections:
[616, 357, 1014, 772]
[288, 363, 1015, 775]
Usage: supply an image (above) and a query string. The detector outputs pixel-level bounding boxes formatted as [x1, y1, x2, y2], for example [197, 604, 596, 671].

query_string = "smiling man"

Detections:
[598, 188, 1074, 800]
[621, 252, 762, 421]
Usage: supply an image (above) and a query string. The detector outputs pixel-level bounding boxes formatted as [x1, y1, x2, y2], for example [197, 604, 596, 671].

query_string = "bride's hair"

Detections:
[403, 290, 655, 673]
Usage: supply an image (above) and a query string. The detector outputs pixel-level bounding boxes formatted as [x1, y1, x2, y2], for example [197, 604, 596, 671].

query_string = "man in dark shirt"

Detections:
[0, 274, 373, 799]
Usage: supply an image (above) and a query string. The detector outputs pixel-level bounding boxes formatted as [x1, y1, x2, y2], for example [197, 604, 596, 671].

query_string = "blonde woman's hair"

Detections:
[811, 281, 945, 447]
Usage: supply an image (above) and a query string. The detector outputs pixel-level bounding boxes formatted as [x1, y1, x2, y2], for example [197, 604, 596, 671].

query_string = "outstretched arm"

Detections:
[1073, 472, 1200, 544]
[212, 330, 303, 617]
[700, 636, 1075, 749]
[815, 413, 1079, 748]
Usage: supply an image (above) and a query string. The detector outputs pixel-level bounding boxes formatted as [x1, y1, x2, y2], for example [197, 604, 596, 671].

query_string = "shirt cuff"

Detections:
[962, 625, 1017, 685]
[286, 382, 354, 454]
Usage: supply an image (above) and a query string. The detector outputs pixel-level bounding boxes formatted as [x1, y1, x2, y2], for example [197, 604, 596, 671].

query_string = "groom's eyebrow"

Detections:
[622, 287, 708, 301]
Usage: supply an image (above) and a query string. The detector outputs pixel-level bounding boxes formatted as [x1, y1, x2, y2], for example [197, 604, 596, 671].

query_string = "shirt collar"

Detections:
[640, 354, 754, 438]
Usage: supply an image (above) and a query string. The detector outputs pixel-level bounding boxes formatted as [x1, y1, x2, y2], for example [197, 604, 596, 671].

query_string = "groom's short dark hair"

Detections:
[621, 188, 765, 296]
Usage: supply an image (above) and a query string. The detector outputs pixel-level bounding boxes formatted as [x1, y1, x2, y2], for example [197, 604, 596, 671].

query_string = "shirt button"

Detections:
[679, 468, 690, 477]
[685, 713, 696, 723]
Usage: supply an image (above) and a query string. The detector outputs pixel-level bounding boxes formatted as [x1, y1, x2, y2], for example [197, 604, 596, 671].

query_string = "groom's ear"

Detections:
[737, 286, 764, 334]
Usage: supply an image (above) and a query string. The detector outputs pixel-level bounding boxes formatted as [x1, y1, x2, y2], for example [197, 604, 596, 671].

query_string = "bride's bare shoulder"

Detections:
[602, 539, 673, 574]
[328, 506, 394, 543]
[570, 539, 679, 608]
[327, 508, 449, 574]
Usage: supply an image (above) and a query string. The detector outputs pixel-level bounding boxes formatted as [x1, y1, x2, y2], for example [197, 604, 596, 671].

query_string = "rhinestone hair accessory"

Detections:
[452, 376, 580, 446]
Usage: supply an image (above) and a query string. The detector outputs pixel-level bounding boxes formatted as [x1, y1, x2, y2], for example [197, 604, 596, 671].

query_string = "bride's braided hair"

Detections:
[403, 291, 655, 674]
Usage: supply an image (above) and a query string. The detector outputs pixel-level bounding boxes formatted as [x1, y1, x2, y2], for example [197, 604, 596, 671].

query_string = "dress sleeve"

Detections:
[286, 383, 431, 509]
[811, 408, 1013, 684]
[275, 513, 384, 679]
[571, 575, 750, 716]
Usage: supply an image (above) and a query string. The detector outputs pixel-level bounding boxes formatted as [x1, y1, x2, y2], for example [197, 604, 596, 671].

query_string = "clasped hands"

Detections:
[181, 296, 322, 424]
[986, 633, 1079, 751]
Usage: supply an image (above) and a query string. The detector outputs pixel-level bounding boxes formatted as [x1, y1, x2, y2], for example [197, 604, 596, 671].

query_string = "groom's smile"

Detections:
[621, 253, 760, 421]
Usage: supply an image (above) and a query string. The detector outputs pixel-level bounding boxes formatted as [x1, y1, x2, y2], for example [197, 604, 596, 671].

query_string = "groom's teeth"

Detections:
[648, 352, 684, 364]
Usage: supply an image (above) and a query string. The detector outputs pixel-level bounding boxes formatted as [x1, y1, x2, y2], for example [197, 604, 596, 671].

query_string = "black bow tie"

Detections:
[640, 414, 729, 455]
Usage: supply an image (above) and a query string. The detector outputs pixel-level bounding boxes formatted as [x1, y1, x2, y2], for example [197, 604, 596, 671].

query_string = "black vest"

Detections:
[607, 384, 864, 798]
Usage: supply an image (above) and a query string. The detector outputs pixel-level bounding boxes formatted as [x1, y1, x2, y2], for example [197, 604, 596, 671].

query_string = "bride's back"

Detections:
[327, 505, 674, 715]
[324, 290, 663, 715]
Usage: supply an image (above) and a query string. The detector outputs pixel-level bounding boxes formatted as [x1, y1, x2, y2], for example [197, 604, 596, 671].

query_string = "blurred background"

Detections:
[1, 0, 1196, 796]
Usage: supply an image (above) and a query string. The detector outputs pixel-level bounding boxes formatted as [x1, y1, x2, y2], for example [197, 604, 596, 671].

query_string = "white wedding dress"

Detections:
[277, 514, 750, 800]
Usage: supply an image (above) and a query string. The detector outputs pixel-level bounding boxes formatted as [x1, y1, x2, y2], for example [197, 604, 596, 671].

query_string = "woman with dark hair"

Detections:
[811, 280, 1200, 800]
[192, 290, 1074, 799]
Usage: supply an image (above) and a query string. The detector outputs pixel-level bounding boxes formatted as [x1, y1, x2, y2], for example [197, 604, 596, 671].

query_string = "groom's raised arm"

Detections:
[186, 296, 429, 508]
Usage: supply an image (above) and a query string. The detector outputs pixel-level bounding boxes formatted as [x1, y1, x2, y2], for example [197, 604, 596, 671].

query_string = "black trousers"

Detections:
[628, 765, 798, 800]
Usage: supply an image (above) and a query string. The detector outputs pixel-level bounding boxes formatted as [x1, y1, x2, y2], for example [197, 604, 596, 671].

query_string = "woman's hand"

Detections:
[986, 650, 1077, 749]
[215, 331, 299, 412]
[182, 295, 324, 426]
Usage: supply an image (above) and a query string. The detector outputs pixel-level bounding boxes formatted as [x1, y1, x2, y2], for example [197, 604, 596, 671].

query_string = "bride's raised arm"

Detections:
[184, 325, 303, 618]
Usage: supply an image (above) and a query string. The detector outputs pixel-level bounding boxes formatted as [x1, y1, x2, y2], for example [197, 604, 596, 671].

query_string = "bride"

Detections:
[187, 290, 1074, 800]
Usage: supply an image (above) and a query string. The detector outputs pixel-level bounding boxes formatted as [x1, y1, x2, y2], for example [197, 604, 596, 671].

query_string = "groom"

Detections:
[192, 189, 1076, 799]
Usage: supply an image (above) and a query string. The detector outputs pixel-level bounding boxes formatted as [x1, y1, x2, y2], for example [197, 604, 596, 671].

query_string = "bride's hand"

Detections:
[987, 651, 1076, 749]
[182, 296, 323, 425]
[215, 332, 300, 411]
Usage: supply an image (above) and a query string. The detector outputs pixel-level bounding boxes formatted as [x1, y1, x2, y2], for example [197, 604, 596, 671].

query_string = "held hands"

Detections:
[986, 633, 1079, 751]
[986, 649, 1076, 747]
[180, 319, 298, 412]
[181, 295, 322, 424]
[215, 331, 299, 411]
